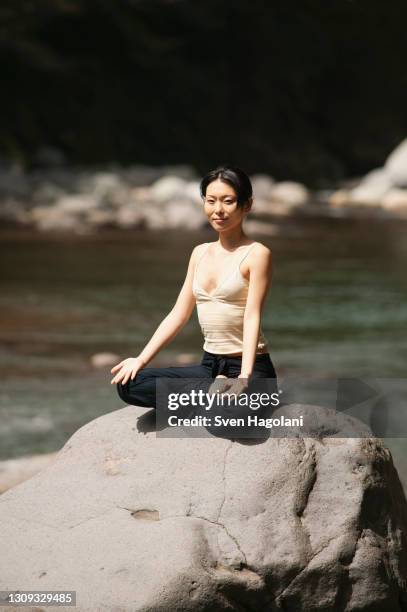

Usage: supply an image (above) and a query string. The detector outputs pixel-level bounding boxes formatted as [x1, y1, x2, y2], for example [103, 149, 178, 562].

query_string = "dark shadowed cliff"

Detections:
[1, 0, 406, 184]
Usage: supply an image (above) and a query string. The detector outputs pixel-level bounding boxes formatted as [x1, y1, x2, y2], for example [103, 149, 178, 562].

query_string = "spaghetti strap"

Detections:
[194, 242, 257, 289]
[194, 243, 210, 279]
[237, 242, 258, 267]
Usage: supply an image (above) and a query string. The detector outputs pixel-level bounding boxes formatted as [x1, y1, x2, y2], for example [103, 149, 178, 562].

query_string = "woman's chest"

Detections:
[196, 257, 250, 294]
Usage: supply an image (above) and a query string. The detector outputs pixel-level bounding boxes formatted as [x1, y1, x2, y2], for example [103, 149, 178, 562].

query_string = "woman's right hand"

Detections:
[110, 356, 145, 385]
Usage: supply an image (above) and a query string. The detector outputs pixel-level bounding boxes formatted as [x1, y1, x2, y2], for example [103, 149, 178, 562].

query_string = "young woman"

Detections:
[111, 165, 277, 415]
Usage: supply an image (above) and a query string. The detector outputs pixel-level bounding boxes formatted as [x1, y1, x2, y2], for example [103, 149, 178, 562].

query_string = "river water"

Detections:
[1, 218, 406, 485]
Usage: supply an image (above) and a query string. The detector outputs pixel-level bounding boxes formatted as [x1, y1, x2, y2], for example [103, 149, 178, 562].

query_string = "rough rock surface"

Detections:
[0, 405, 406, 611]
[0, 452, 58, 494]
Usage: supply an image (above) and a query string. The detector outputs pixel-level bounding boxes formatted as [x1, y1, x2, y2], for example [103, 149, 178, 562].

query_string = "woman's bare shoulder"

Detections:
[190, 242, 210, 262]
[250, 241, 272, 258]
[192, 242, 210, 253]
[245, 242, 272, 275]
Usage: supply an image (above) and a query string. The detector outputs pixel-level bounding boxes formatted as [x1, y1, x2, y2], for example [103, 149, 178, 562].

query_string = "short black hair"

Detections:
[199, 165, 253, 208]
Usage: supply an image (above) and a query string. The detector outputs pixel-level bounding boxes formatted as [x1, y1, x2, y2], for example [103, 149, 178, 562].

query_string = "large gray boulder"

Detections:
[0, 404, 406, 611]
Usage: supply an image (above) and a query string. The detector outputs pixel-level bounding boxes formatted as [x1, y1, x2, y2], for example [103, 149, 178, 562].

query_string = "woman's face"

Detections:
[203, 179, 250, 233]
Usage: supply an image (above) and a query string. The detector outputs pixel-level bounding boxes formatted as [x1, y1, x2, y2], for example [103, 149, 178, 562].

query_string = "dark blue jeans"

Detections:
[116, 350, 278, 409]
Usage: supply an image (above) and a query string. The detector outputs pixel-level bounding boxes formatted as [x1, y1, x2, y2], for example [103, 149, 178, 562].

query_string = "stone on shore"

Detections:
[251, 174, 275, 200]
[0, 404, 406, 611]
[327, 138, 407, 216]
[90, 352, 121, 368]
[271, 181, 309, 206]
[385, 139, 407, 188]
[349, 168, 393, 205]
[150, 175, 188, 203]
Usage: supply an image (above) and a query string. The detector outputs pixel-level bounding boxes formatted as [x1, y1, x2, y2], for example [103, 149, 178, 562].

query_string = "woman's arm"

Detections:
[137, 247, 198, 364]
[240, 245, 272, 378]
[110, 246, 199, 384]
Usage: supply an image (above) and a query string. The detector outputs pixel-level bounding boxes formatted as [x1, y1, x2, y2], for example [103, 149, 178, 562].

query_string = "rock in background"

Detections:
[2, 141, 407, 235]
[329, 139, 407, 217]
[0, 163, 313, 234]
[0, 164, 206, 234]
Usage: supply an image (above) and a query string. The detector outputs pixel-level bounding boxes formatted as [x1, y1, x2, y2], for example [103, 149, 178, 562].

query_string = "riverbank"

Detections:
[1, 139, 407, 235]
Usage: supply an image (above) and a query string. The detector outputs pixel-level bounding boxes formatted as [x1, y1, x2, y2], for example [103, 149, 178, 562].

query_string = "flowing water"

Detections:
[1, 218, 406, 485]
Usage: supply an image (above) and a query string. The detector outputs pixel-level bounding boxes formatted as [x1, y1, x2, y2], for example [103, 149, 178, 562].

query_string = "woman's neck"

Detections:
[217, 227, 250, 251]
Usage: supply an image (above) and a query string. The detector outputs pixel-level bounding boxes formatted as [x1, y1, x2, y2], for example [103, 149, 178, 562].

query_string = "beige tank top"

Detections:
[192, 242, 269, 355]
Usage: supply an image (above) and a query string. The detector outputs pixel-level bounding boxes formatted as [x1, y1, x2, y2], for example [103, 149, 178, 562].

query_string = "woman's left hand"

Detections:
[208, 375, 249, 399]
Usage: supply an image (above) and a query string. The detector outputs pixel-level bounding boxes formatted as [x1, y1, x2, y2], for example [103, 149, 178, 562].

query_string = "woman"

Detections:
[111, 165, 277, 423]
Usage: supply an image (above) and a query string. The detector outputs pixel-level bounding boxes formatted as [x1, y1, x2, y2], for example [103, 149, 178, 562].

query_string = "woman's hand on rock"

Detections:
[110, 357, 145, 385]
[224, 376, 249, 397]
[208, 375, 248, 399]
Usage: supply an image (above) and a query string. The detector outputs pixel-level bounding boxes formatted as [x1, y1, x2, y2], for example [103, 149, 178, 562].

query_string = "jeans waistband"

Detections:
[203, 351, 242, 377]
